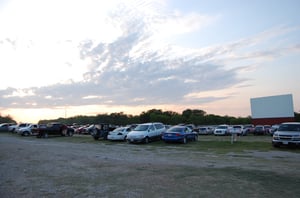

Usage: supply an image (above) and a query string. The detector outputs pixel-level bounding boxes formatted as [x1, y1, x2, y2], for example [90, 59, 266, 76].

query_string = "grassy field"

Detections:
[7, 131, 300, 154]
[47, 133, 300, 153]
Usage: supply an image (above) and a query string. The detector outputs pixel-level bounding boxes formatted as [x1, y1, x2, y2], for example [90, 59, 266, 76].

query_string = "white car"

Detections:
[107, 127, 132, 141]
[126, 122, 166, 143]
[272, 122, 300, 147]
[17, 124, 38, 136]
[230, 125, 247, 136]
[15, 123, 31, 134]
[213, 125, 230, 136]
[198, 127, 213, 135]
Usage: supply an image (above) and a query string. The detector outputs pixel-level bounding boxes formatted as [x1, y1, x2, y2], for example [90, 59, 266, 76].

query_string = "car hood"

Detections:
[274, 131, 300, 136]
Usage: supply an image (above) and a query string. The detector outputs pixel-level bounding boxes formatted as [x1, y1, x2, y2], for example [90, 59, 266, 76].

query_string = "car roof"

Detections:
[281, 122, 300, 125]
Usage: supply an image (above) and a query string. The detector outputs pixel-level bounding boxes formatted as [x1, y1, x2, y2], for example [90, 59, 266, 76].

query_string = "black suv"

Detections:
[90, 123, 115, 140]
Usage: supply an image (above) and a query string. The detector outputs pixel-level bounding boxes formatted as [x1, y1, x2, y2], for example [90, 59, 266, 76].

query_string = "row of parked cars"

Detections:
[2, 122, 300, 147]
[0, 122, 75, 137]
[88, 122, 198, 144]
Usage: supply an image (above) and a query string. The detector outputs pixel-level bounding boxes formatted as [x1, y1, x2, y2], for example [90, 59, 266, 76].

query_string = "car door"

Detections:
[185, 127, 193, 140]
[148, 124, 156, 139]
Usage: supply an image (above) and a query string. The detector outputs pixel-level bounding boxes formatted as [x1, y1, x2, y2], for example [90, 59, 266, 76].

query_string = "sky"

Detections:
[0, 0, 299, 123]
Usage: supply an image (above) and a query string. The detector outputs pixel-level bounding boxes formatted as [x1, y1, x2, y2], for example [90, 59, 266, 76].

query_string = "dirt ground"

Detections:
[1, 133, 300, 198]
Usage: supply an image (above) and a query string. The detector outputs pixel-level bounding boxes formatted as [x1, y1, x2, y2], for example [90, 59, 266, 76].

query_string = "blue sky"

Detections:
[0, 0, 299, 123]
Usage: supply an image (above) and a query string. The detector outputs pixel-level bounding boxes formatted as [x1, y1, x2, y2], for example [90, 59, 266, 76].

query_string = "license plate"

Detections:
[282, 141, 289, 145]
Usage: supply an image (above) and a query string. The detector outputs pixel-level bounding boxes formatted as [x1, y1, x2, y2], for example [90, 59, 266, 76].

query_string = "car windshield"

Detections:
[113, 128, 124, 132]
[134, 125, 150, 131]
[278, 124, 300, 132]
[217, 126, 227, 129]
[233, 126, 241, 129]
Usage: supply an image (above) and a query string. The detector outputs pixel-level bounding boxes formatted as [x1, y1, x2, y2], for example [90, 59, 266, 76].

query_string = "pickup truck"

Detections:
[272, 122, 300, 147]
[36, 122, 74, 138]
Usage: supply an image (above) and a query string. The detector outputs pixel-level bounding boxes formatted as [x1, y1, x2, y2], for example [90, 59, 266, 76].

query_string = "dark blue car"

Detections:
[162, 125, 198, 144]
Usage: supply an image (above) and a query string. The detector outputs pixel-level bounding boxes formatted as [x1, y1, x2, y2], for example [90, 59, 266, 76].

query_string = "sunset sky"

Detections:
[0, 0, 299, 123]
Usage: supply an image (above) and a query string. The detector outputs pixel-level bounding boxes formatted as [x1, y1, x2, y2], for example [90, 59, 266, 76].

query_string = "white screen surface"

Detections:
[250, 94, 294, 118]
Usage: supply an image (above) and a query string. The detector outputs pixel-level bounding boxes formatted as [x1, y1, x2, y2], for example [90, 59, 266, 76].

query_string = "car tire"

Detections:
[23, 131, 30, 136]
[61, 128, 68, 136]
[272, 143, 280, 148]
[144, 137, 149, 144]
[194, 135, 198, 141]
[183, 137, 187, 144]
[43, 133, 48, 138]
[93, 136, 99, 140]
[68, 131, 73, 137]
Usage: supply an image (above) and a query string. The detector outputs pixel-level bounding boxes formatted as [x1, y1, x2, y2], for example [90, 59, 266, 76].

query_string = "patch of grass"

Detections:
[4, 132, 300, 153]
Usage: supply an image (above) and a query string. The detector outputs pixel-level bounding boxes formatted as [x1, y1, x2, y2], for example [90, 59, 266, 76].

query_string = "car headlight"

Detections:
[272, 133, 279, 140]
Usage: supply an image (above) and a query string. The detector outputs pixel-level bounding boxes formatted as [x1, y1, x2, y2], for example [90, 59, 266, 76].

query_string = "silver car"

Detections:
[272, 122, 300, 147]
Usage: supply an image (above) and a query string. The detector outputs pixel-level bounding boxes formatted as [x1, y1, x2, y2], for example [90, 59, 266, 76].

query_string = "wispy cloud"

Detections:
[0, 1, 299, 112]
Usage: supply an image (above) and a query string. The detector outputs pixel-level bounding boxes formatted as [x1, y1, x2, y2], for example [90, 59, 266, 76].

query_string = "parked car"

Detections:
[230, 125, 247, 136]
[107, 126, 132, 141]
[0, 123, 15, 132]
[272, 122, 300, 147]
[8, 124, 18, 132]
[198, 127, 213, 135]
[213, 125, 230, 136]
[184, 124, 198, 133]
[253, 125, 266, 135]
[243, 124, 254, 134]
[75, 125, 90, 134]
[36, 122, 73, 138]
[126, 122, 166, 143]
[162, 125, 198, 144]
[90, 123, 116, 140]
[15, 123, 31, 134]
[17, 124, 38, 136]
[269, 124, 280, 136]
[264, 125, 272, 135]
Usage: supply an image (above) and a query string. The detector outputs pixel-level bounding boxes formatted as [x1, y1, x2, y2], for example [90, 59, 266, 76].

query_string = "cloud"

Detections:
[0, 1, 298, 112]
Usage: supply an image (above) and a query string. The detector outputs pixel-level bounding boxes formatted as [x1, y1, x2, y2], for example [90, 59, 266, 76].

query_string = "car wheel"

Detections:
[183, 137, 187, 144]
[93, 136, 99, 140]
[23, 131, 30, 136]
[194, 135, 198, 141]
[272, 143, 280, 148]
[61, 128, 67, 136]
[124, 136, 127, 141]
[144, 137, 149, 144]
[68, 131, 73, 137]
[43, 133, 48, 138]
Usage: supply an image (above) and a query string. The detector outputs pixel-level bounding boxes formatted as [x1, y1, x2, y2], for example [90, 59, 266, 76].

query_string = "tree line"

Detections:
[2, 109, 300, 126]
[38, 109, 252, 126]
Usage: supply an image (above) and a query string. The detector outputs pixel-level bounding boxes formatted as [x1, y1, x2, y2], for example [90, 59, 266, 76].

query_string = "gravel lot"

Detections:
[1, 133, 300, 198]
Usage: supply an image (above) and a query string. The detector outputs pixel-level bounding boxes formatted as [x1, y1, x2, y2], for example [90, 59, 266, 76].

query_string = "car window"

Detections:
[154, 124, 163, 129]
[149, 125, 155, 131]
[169, 127, 182, 132]
[135, 125, 150, 131]
[279, 124, 300, 132]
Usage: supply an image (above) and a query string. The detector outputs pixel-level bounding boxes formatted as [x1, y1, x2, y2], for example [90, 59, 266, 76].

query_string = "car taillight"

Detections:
[176, 133, 181, 136]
